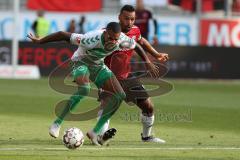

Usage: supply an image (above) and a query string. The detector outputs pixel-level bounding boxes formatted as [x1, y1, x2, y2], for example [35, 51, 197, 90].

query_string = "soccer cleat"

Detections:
[141, 134, 166, 143]
[49, 123, 61, 138]
[86, 131, 101, 146]
[98, 128, 117, 145]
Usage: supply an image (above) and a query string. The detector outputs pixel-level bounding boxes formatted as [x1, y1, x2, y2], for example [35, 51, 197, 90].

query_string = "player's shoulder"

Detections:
[130, 26, 141, 33]
[126, 26, 141, 40]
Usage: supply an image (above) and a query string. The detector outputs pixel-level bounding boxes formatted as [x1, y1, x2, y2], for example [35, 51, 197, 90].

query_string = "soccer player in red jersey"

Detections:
[97, 5, 169, 143]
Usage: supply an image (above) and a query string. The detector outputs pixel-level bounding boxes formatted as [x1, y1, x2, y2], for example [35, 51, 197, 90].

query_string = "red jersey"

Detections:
[104, 26, 142, 80]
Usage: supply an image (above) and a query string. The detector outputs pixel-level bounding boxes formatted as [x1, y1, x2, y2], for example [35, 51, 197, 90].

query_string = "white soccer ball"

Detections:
[62, 127, 84, 149]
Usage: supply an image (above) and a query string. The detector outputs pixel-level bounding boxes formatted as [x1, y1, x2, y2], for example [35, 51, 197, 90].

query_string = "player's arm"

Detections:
[139, 37, 169, 62]
[134, 43, 160, 78]
[27, 31, 71, 44]
[134, 43, 151, 63]
[120, 36, 159, 78]
[120, 37, 151, 64]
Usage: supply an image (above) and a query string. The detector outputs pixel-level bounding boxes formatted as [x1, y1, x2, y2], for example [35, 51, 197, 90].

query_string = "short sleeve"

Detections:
[70, 30, 102, 49]
[137, 33, 142, 42]
[131, 26, 142, 42]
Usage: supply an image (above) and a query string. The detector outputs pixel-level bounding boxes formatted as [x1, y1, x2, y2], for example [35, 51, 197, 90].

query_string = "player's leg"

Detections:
[97, 98, 110, 135]
[87, 66, 125, 145]
[119, 78, 165, 143]
[87, 76, 125, 145]
[49, 65, 90, 138]
[96, 91, 117, 145]
[96, 78, 151, 142]
[136, 96, 165, 143]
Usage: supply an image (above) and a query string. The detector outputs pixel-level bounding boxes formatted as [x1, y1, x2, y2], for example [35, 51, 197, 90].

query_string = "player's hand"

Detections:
[27, 33, 41, 43]
[146, 62, 160, 78]
[156, 53, 169, 62]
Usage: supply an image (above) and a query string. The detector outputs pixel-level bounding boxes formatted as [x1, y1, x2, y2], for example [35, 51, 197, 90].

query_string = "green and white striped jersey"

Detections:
[70, 29, 136, 65]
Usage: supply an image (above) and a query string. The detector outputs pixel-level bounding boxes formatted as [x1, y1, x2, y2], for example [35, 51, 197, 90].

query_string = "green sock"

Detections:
[93, 93, 125, 134]
[54, 84, 90, 125]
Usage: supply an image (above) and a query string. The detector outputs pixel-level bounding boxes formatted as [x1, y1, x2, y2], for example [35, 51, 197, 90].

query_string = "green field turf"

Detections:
[0, 78, 239, 160]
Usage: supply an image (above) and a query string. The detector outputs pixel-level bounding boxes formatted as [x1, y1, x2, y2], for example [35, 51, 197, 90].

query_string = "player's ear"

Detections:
[118, 14, 121, 21]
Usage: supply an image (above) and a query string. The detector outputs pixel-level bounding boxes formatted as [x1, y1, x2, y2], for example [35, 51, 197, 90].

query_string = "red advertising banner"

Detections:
[201, 19, 240, 47]
[2, 41, 240, 78]
[27, 0, 102, 12]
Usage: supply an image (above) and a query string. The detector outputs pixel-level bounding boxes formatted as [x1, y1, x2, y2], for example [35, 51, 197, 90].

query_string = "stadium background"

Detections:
[0, 0, 239, 160]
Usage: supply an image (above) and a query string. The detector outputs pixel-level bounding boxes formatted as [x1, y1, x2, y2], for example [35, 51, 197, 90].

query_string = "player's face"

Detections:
[119, 11, 135, 33]
[105, 30, 120, 44]
[104, 30, 120, 51]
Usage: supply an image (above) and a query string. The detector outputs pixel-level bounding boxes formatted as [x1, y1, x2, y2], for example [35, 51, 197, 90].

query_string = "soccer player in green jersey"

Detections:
[27, 22, 159, 146]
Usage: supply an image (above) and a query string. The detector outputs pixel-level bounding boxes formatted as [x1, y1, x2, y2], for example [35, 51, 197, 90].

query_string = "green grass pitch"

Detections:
[0, 78, 239, 160]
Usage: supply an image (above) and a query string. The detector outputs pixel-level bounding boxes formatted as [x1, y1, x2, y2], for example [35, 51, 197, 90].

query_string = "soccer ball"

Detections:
[62, 127, 84, 149]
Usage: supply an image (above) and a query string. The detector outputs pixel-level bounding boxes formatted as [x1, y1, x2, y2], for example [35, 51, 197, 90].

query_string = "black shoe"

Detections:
[98, 128, 117, 145]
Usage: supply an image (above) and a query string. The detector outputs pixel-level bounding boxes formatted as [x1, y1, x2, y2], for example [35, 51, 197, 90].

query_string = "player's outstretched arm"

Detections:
[27, 31, 71, 44]
[134, 43, 151, 63]
[134, 43, 160, 78]
[140, 38, 169, 62]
